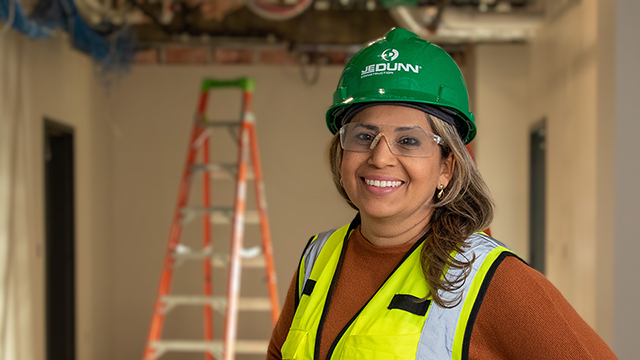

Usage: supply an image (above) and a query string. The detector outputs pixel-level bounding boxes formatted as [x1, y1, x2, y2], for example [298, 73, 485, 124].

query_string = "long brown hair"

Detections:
[329, 114, 494, 308]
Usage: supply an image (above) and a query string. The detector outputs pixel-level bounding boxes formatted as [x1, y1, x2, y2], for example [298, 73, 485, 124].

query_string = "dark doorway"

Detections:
[44, 120, 76, 360]
[529, 120, 546, 274]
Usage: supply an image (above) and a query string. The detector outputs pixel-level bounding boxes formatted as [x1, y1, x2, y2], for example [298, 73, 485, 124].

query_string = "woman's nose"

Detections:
[368, 134, 397, 167]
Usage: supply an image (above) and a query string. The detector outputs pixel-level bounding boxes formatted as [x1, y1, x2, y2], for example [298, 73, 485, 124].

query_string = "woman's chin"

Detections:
[358, 205, 403, 221]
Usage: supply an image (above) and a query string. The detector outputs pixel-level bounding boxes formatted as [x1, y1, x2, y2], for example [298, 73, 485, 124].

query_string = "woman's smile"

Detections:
[361, 175, 404, 194]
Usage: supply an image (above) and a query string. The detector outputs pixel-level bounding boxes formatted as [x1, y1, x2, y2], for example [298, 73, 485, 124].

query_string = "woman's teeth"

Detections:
[364, 179, 403, 188]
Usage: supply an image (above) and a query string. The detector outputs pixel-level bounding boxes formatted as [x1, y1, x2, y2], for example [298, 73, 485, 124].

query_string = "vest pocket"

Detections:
[281, 329, 308, 360]
[340, 333, 421, 360]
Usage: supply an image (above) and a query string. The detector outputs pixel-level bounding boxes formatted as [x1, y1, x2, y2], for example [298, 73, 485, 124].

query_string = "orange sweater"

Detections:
[267, 227, 617, 360]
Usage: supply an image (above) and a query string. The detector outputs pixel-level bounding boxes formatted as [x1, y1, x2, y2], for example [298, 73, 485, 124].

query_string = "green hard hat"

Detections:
[326, 27, 477, 144]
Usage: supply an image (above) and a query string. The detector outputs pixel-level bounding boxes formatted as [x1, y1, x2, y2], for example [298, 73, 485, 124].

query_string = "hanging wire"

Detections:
[425, 0, 451, 32]
[296, 10, 321, 86]
[130, 0, 172, 35]
[299, 51, 320, 86]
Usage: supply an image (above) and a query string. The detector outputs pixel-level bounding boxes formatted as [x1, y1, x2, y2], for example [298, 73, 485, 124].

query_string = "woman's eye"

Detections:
[355, 132, 375, 142]
[398, 137, 420, 147]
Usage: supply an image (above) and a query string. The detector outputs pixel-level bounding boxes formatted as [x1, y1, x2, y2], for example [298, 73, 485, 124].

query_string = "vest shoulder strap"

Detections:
[417, 232, 519, 360]
[294, 228, 338, 310]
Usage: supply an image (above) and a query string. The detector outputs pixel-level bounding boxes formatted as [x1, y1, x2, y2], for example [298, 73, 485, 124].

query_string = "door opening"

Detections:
[529, 120, 546, 274]
[44, 119, 76, 360]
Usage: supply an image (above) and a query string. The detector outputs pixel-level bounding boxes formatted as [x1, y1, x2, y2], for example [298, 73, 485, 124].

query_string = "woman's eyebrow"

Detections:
[354, 123, 380, 131]
[394, 126, 421, 132]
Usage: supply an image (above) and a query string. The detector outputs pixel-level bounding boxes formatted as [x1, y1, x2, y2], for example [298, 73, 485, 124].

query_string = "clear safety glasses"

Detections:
[339, 123, 442, 158]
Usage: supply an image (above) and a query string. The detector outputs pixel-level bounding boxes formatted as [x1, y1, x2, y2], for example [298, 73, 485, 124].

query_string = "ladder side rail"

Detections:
[144, 120, 206, 360]
[202, 136, 214, 360]
[247, 120, 281, 325]
[222, 110, 252, 360]
[199, 88, 215, 360]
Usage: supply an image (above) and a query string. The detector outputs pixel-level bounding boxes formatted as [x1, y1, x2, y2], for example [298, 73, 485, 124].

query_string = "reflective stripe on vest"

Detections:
[283, 219, 514, 360]
[418, 232, 510, 359]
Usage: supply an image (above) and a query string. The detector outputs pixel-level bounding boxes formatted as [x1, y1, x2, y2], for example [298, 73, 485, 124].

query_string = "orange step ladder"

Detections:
[143, 77, 280, 360]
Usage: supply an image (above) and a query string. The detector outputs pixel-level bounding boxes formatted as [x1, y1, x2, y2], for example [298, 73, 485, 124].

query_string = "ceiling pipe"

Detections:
[389, 5, 543, 43]
[425, 0, 452, 33]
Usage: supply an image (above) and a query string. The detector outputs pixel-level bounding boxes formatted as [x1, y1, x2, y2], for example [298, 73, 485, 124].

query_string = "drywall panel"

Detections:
[475, 43, 531, 259]
[475, 0, 619, 348]
[1, 33, 116, 360]
[527, 0, 600, 328]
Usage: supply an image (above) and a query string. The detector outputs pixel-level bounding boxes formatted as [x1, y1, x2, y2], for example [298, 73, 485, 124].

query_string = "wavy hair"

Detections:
[329, 113, 494, 308]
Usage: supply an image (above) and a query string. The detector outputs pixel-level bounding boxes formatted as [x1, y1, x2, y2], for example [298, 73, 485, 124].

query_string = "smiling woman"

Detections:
[330, 104, 494, 307]
[338, 106, 456, 241]
[267, 28, 617, 360]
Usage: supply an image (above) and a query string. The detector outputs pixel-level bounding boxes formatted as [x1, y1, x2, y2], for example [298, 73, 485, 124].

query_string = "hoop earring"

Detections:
[437, 184, 445, 200]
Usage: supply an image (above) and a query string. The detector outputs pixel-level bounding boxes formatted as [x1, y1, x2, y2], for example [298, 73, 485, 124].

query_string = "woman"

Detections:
[268, 28, 616, 360]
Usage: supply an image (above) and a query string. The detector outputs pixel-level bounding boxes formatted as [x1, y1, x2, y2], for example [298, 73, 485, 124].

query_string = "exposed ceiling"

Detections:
[127, 0, 545, 46]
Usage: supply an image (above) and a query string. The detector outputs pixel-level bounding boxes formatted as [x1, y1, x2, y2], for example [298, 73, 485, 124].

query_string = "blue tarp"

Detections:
[1, 0, 134, 71]
[0, 0, 53, 38]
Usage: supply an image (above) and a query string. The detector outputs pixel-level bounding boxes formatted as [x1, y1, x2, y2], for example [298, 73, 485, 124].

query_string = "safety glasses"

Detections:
[339, 123, 442, 158]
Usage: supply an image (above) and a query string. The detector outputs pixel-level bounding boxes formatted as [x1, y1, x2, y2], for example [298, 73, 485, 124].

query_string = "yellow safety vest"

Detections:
[282, 216, 516, 360]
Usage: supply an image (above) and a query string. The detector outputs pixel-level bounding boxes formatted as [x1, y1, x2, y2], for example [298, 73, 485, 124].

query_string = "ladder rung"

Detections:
[172, 247, 267, 268]
[180, 207, 260, 225]
[212, 253, 267, 268]
[199, 121, 240, 128]
[190, 163, 255, 180]
[161, 296, 272, 311]
[211, 209, 260, 225]
[150, 340, 268, 358]
[172, 251, 209, 261]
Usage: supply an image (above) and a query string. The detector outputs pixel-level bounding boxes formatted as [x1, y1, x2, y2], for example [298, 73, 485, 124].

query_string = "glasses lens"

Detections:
[339, 123, 439, 157]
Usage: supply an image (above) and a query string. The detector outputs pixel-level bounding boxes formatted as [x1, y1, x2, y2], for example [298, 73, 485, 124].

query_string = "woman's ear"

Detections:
[439, 153, 456, 188]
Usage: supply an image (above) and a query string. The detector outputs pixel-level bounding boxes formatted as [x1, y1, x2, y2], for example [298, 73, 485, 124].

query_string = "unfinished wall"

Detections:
[474, 0, 616, 347]
[0, 32, 115, 360]
[529, 0, 602, 331]
[474, 44, 531, 258]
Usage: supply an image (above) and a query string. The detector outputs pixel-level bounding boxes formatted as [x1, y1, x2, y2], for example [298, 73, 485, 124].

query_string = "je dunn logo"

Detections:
[381, 49, 399, 61]
[361, 48, 421, 78]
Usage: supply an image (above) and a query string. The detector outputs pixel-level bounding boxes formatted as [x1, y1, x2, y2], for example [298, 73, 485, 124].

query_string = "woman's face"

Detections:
[340, 105, 455, 223]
